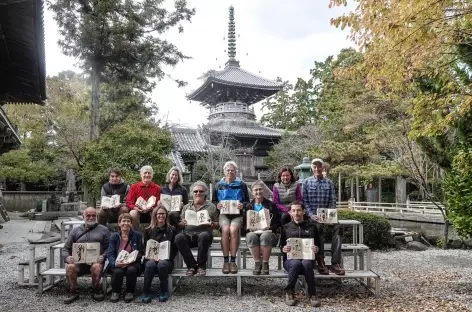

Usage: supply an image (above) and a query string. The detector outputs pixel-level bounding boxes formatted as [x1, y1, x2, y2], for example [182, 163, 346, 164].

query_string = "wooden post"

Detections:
[378, 177, 382, 202]
[356, 176, 360, 202]
[350, 178, 354, 200]
[338, 172, 342, 203]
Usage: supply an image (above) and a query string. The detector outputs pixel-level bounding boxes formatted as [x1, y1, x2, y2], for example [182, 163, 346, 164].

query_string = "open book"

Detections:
[72, 242, 100, 264]
[185, 209, 211, 226]
[246, 209, 271, 233]
[220, 200, 240, 214]
[101, 195, 121, 209]
[135, 196, 156, 210]
[160, 194, 182, 212]
[317, 208, 338, 224]
[286, 238, 315, 260]
[145, 240, 170, 261]
[116, 250, 138, 264]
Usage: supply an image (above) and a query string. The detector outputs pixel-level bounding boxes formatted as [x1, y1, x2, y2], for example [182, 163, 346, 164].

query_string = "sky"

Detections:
[44, 0, 355, 128]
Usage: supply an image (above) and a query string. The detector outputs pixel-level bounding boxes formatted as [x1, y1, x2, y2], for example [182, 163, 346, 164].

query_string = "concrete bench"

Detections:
[18, 256, 47, 286]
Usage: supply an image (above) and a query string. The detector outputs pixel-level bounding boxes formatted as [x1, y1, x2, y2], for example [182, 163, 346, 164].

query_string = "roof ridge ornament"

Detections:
[228, 6, 236, 59]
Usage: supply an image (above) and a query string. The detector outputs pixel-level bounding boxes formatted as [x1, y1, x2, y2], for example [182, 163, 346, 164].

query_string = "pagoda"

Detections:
[171, 6, 284, 181]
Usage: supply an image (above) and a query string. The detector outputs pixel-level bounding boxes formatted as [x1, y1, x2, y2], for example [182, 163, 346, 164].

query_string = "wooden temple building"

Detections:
[171, 6, 284, 182]
[0, 0, 46, 153]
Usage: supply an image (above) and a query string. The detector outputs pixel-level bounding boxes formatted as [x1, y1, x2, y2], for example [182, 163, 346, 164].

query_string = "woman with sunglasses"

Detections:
[140, 206, 177, 303]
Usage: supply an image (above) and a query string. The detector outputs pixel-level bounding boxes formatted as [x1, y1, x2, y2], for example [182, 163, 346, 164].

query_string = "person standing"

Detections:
[272, 167, 302, 225]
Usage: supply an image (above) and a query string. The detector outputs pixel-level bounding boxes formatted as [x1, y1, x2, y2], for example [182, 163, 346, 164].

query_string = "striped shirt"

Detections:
[302, 176, 336, 217]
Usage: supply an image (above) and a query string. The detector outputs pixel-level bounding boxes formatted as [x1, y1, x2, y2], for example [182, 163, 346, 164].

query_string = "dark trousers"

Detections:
[143, 260, 174, 294]
[168, 211, 181, 227]
[284, 259, 316, 296]
[280, 212, 291, 226]
[110, 262, 140, 293]
[316, 222, 343, 264]
[175, 232, 212, 269]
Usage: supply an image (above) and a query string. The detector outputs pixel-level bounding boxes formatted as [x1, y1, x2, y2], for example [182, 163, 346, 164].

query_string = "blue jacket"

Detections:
[107, 229, 143, 268]
[212, 178, 249, 216]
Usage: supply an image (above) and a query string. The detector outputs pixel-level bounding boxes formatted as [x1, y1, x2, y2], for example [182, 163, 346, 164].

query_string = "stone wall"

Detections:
[1, 191, 62, 212]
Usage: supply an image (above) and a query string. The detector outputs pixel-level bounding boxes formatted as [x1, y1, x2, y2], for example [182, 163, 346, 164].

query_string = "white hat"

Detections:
[311, 158, 323, 165]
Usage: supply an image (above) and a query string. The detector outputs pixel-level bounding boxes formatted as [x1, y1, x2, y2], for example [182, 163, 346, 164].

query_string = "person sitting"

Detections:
[175, 181, 219, 276]
[61, 207, 110, 304]
[272, 167, 302, 226]
[140, 206, 178, 303]
[106, 213, 143, 303]
[244, 181, 280, 275]
[98, 168, 129, 225]
[212, 161, 249, 274]
[160, 166, 189, 226]
[280, 201, 321, 307]
[126, 165, 160, 230]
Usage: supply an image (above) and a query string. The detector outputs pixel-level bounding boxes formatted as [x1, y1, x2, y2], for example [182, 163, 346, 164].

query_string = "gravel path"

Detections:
[1, 242, 471, 312]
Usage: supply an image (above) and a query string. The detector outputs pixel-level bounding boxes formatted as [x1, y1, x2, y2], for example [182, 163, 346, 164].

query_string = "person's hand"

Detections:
[311, 245, 319, 254]
[237, 203, 243, 210]
[178, 219, 187, 228]
[311, 215, 319, 221]
[282, 245, 291, 253]
[97, 255, 104, 264]
[217, 203, 223, 210]
[66, 256, 75, 264]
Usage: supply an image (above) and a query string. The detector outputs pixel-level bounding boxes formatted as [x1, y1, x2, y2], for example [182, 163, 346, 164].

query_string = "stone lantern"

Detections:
[294, 157, 312, 183]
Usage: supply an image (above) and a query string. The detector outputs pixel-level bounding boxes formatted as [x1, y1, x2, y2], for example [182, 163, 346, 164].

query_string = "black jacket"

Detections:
[160, 184, 189, 206]
[143, 225, 178, 261]
[279, 219, 322, 260]
[243, 198, 280, 235]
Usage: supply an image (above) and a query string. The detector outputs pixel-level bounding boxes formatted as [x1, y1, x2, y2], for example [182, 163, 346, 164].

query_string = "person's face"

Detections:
[170, 170, 179, 184]
[119, 217, 132, 231]
[109, 172, 121, 184]
[290, 204, 305, 222]
[225, 166, 236, 180]
[83, 209, 97, 225]
[280, 171, 292, 184]
[311, 162, 323, 179]
[252, 185, 264, 200]
[193, 186, 206, 203]
[141, 170, 153, 184]
[155, 208, 167, 224]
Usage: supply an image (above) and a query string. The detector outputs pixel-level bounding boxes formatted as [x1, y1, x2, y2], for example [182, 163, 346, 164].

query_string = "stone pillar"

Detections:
[396, 176, 407, 203]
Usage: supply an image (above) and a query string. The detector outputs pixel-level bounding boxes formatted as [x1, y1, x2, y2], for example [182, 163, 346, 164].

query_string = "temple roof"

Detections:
[0, 106, 21, 152]
[170, 127, 208, 154]
[168, 151, 188, 173]
[205, 119, 285, 139]
[0, 0, 47, 105]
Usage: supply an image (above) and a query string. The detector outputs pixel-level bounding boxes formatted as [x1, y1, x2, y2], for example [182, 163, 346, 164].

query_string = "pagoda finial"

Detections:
[227, 6, 236, 59]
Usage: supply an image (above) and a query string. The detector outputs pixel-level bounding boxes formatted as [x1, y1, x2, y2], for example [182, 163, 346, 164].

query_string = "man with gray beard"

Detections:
[62, 207, 110, 304]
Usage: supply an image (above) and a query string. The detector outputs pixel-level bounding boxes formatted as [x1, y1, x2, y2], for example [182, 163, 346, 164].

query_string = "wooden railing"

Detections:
[337, 200, 444, 215]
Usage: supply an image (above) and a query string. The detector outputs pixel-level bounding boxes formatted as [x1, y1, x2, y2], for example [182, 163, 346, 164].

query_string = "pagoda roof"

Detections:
[170, 127, 208, 154]
[0, 0, 47, 105]
[168, 151, 188, 173]
[205, 119, 285, 139]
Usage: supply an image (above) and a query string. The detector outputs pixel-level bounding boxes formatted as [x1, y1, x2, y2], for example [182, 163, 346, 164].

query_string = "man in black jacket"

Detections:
[280, 201, 321, 307]
[98, 168, 129, 225]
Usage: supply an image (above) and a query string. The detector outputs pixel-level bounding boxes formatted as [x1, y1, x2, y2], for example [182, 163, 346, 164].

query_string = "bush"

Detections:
[337, 210, 394, 249]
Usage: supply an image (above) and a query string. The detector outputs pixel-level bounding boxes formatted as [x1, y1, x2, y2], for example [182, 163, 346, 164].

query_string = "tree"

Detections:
[0, 149, 57, 184]
[80, 119, 172, 201]
[49, 0, 195, 138]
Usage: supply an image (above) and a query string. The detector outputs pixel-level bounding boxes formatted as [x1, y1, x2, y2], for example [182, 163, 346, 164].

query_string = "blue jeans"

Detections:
[143, 260, 174, 294]
[284, 259, 316, 296]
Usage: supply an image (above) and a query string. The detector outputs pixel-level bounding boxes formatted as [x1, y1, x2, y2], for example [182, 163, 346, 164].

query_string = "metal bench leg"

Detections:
[375, 278, 380, 297]
[278, 255, 282, 270]
[237, 276, 242, 297]
[18, 265, 25, 285]
[168, 277, 173, 296]
[242, 251, 246, 269]
[102, 276, 107, 294]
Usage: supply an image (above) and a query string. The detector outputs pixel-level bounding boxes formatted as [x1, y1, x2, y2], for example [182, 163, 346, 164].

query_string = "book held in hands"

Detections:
[184, 209, 211, 226]
[160, 194, 182, 212]
[72, 242, 101, 264]
[101, 195, 121, 209]
[145, 240, 170, 261]
[135, 196, 156, 210]
[246, 209, 271, 232]
[116, 250, 139, 264]
[220, 200, 240, 214]
[286, 238, 315, 260]
[317, 208, 338, 224]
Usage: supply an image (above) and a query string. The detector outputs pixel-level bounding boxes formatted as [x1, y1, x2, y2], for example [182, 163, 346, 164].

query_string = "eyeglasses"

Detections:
[193, 190, 205, 194]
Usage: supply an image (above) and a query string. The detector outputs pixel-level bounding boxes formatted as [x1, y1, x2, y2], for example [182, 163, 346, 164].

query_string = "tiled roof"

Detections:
[204, 119, 285, 138]
[168, 151, 188, 173]
[171, 127, 208, 153]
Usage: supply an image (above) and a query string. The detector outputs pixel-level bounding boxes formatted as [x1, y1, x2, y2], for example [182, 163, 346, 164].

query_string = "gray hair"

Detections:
[190, 180, 209, 199]
[166, 166, 183, 185]
[223, 161, 238, 172]
[251, 180, 265, 190]
[140, 165, 153, 176]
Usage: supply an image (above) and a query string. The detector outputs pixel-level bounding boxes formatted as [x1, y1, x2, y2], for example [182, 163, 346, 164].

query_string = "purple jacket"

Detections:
[272, 182, 302, 213]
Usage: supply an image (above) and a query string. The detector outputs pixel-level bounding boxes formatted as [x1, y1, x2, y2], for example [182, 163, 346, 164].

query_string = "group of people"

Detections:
[62, 158, 344, 307]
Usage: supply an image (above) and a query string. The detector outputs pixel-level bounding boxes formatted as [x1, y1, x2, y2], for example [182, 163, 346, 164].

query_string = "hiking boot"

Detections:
[316, 259, 330, 275]
[64, 292, 79, 304]
[285, 289, 296, 306]
[222, 262, 230, 274]
[159, 292, 169, 302]
[306, 296, 321, 307]
[110, 292, 120, 303]
[261, 262, 269, 275]
[330, 263, 345, 276]
[124, 292, 134, 303]
[230, 262, 238, 274]
[253, 262, 262, 275]
[92, 288, 104, 301]
[139, 293, 152, 303]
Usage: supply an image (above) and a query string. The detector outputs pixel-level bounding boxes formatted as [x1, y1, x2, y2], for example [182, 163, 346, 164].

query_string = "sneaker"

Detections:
[92, 288, 105, 301]
[284, 289, 296, 306]
[222, 262, 230, 274]
[124, 292, 134, 303]
[139, 294, 152, 304]
[261, 262, 269, 275]
[316, 259, 330, 275]
[64, 292, 79, 304]
[330, 263, 345, 275]
[307, 296, 321, 307]
[110, 292, 120, 303]
[253, 262, 262, 275]
[229, 262, 238, 274]
[159, 292, 169, 302]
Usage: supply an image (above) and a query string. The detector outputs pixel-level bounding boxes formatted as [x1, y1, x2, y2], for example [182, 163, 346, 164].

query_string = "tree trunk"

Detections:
[90, 68, 101, 139]
[443, 219, 449, 250]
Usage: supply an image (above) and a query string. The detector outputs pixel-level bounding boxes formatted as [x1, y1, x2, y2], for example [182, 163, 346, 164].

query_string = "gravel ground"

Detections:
[1, 241, 472, 312]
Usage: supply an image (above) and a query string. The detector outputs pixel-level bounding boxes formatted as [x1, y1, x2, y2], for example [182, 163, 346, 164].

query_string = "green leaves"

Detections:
[0, 149, 57, 183]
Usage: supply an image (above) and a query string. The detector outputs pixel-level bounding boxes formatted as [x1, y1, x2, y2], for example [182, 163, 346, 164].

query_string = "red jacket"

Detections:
[126, 181, 161, 210]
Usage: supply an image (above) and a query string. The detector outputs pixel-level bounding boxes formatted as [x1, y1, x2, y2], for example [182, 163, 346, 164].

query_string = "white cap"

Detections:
[311, 158, 323, 165]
